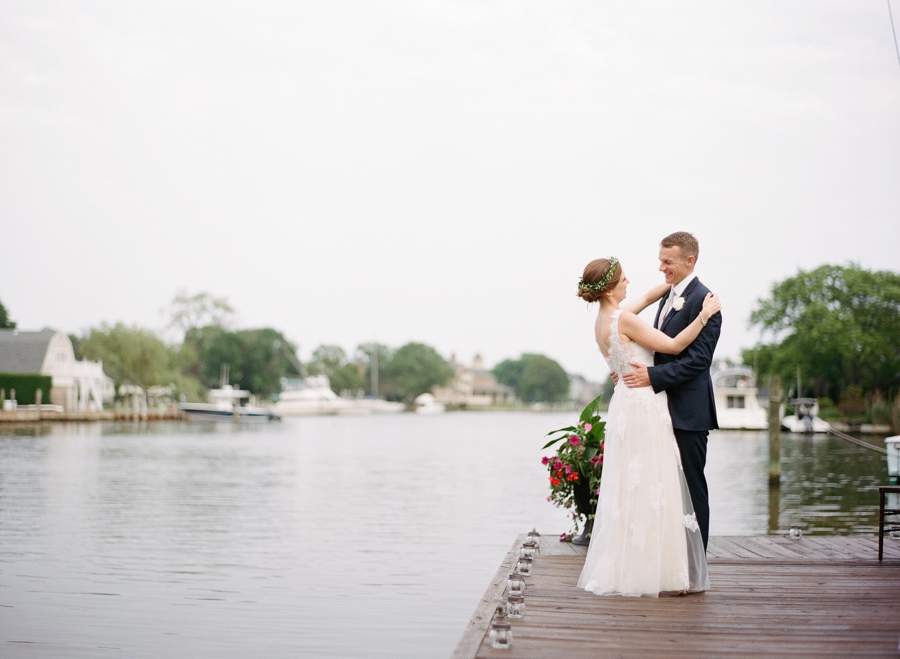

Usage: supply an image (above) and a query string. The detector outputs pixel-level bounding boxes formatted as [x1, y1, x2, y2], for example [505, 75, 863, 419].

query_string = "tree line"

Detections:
[0, 292, 574, 405]
[743, 263, 900, 425]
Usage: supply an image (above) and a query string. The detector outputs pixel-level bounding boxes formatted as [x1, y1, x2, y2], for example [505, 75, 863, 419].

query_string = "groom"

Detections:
[622, 231, 721, 550]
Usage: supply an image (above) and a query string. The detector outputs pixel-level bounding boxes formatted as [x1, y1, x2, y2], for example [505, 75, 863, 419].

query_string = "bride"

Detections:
[575, 256, 719, 597]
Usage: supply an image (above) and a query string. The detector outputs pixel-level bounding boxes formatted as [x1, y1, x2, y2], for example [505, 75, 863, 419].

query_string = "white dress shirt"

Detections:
[661, 272, 697, 322]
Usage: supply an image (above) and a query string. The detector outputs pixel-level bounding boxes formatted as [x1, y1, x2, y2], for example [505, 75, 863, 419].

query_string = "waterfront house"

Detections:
[434, 354, 515, 408]
[0, 329, 114, 412]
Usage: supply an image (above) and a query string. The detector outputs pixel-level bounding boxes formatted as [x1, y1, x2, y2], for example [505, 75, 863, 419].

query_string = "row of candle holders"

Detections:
[489, 531, 540, 650]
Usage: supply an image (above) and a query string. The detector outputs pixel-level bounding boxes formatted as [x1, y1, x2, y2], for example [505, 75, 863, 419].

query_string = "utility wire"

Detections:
[889, 0, 900, 74]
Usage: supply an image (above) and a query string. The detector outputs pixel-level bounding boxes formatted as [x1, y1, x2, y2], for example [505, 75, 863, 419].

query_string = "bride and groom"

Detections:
[575, 231, 721, 597]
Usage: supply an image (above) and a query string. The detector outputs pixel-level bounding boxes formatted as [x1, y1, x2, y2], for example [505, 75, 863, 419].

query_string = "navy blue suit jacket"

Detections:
[648, 277, 721, 432]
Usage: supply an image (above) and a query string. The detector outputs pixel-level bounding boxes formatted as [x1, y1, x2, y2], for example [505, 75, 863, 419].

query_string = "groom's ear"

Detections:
[685, 255, 696, 269]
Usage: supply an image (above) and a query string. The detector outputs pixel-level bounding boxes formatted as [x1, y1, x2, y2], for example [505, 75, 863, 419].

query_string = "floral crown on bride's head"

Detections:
[578, 257, 619, 293]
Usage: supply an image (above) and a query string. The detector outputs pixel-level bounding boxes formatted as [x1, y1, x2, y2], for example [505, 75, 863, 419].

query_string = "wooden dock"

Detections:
[452, 534, 900, 659]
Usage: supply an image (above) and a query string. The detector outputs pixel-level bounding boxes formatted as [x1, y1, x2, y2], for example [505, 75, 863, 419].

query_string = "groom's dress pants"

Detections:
[674, 428, 710, 550]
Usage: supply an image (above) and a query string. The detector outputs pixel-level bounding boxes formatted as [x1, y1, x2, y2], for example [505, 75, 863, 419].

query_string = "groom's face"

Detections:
[658, 246, 695, 286]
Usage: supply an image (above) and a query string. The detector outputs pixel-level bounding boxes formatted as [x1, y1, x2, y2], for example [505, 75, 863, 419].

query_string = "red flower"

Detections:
[550, 477, 561, 486]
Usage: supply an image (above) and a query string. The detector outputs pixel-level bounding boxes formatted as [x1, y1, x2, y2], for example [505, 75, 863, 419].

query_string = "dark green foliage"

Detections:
[494, 354, 570, 402]
[0, 373, 51, 405]
[742, 263, 900, 401]
[197, 327, 301, 398]
[380, 342, 454, 403]
[307, 345, 366, 395]
[355, 342, 393, 396]
[0, 298, 15, 329]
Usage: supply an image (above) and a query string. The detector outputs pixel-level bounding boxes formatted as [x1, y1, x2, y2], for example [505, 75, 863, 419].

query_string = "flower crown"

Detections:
[578, 257, 619, 293]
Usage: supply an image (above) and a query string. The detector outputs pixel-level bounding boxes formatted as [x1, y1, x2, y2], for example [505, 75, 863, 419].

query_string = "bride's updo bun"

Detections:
[577, 257, 621, 303]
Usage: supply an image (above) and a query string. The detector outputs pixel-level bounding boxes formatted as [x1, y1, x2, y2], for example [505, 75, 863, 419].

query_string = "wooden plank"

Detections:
[451, 534, 525, 659]
[460, 535, 900, 659]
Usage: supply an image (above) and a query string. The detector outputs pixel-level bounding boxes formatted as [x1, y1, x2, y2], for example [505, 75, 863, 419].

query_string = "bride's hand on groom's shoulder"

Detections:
[701, 293, 721, 323]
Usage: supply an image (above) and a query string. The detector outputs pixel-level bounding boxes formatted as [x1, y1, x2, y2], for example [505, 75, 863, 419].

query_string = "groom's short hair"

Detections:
[660, 231, 699, 260]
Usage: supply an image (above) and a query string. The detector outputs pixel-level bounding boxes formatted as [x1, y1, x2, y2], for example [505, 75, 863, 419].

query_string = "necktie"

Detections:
[660, 288, 676, 324]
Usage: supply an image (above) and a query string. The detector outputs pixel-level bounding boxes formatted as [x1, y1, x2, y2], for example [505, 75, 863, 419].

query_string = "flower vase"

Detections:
[571, 475, 596, 546]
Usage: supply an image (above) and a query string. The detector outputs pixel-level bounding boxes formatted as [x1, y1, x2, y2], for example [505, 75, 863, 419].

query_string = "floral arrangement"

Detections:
[542, 395, 606, 541]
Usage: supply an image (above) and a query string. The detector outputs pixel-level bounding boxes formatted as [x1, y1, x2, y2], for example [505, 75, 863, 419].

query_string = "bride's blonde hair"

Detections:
[577, 258, 621, 303]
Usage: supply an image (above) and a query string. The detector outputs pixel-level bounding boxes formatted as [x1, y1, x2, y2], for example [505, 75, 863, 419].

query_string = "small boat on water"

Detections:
[781, 398, 831, 433]
[273, 376, 405, 416]
[180, 384, 277, 422]
[712, 365, 768, 430]
[414, 392, 445, 415]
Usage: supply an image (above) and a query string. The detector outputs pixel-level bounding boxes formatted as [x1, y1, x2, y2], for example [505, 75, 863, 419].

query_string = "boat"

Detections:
[781, 398, 831, 433]
[273, 376, 405, 416]
[180, 384, 277, 422]
[712, 365, 768, 430]
[413, 392, 445, 415]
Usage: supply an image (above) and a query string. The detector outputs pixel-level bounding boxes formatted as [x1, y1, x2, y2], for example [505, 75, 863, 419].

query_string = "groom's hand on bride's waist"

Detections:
[623, 362, 651, 388]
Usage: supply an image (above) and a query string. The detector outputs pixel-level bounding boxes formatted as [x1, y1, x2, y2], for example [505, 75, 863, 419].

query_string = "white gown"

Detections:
[577, 310, 709, 597]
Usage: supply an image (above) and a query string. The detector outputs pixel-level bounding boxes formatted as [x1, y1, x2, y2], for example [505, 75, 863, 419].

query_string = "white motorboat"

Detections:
[414, 392, 445, 415]
[712, 365, 768, 430]
[180, 384, 276, 422]
[781, 398, 831, 433]
[274, 376, 405, 416]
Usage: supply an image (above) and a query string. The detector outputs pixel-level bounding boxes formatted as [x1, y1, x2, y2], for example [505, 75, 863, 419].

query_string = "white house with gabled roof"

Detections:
[0, 329, 114, 411]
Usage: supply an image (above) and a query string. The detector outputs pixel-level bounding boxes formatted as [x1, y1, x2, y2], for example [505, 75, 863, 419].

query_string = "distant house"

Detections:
[0, 329, 114, 411]
[434, 354, 515, 408]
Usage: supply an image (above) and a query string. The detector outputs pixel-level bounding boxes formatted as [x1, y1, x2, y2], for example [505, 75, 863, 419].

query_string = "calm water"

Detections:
[0, 413, 890, 658]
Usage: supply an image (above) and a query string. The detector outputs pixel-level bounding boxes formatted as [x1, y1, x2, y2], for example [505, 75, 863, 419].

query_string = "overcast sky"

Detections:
[2, 1, 898, 382]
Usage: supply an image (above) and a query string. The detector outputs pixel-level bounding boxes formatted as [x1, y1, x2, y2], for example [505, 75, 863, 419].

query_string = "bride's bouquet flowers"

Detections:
[543, 395, 606, 538]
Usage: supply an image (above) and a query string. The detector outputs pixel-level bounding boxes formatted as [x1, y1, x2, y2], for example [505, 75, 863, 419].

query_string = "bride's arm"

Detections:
[618, 293, 721, 355]
[621, 283, 669, 315]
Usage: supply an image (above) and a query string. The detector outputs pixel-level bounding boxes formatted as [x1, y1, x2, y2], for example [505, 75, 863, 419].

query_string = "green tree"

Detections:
[166, 290, 234, 339]
[494, 354, 570, 402]
[493, 358, 526, 393]
[198, 328, 301, 398]
[356, 342, 394, 396]
[306, 344, 366, 395]
[380, 342, 453, 403]
[77, 323, 181, 392]
[742, 263, 900, 401]
[0, 297, 15, 329]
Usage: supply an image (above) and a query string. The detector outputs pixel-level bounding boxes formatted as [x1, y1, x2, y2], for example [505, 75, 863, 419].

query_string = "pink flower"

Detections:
[590, 455, 600, 464]
[541, 456, 550, 465]
[553, 460, 563, 470]
[564, 464, 573, 474]
[577, 420, 584, 426]
[596, 487, 602, 495]
[584, 423, 592, 432]
[569, 435, 580, 446]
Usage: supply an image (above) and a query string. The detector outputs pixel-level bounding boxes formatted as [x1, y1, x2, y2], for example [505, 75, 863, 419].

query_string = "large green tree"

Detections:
[494, 353, 570, 402]
[0, 297, 15, 329]
[76, 323, 203, 399]
[197, 328, 301, 398]
[380, 342, 453, 403]
[742, 264, 900, 401]
[308, 344, 366, 395]
[355, 342, 394, 397]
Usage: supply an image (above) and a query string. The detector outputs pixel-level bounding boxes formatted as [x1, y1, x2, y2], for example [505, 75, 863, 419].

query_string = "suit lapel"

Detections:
[660, 277, 701, 333]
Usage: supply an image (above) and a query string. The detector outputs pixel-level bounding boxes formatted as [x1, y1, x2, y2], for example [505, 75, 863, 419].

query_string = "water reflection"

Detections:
[0, 416, 891, 658]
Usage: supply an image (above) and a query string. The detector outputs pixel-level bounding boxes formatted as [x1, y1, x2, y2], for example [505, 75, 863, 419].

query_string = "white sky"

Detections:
[2, 1, 899, 382]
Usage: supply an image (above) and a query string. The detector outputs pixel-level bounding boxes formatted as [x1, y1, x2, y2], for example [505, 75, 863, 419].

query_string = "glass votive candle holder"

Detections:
[489, 620, 513, 649]
[527, 530, 540, 545]
[507, 572, 527, 597]
[506, 594, 525, 619]
[516, 557, 533, 576]
[789, 524, 802, 539]
[519, 543, 536, 560]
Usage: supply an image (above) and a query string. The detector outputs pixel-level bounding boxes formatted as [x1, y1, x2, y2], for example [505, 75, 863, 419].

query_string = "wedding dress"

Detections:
[577, 310, 709, 597]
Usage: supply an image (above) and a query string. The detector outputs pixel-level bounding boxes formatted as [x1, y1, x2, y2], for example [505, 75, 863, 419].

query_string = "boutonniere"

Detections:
[673, 296, 685, 311]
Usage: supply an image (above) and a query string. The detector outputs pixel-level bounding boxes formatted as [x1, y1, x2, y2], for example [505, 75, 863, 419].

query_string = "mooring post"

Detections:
[768, 375, 781, 487]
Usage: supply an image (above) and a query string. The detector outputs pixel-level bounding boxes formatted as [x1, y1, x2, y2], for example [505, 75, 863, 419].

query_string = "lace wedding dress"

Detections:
[577, 310, 709, 597]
